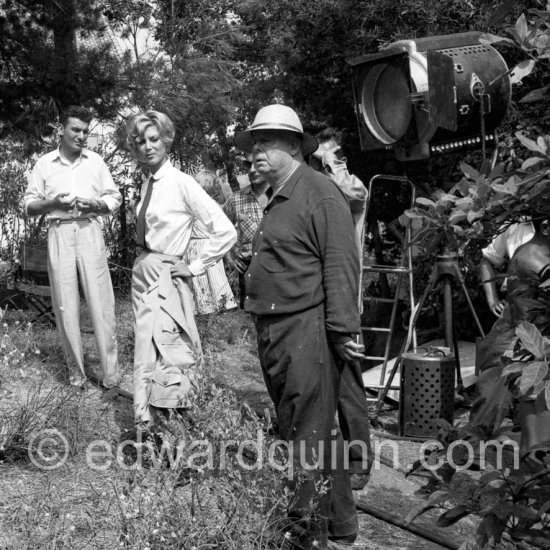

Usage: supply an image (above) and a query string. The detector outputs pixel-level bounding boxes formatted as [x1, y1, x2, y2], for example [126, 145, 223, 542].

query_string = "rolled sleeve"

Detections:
[187, 191, 237, 276]
[23, 162, 46, 215]
[322, 152, 367, 215]
[482, 231, 508, 268]
[98, 162, 122, 213]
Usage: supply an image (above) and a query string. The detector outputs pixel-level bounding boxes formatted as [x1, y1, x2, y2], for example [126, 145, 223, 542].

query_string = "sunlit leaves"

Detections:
[510, 59, 536, 84]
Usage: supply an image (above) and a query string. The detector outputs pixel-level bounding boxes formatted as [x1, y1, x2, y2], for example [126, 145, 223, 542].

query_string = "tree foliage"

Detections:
[0, 0, 124, 140]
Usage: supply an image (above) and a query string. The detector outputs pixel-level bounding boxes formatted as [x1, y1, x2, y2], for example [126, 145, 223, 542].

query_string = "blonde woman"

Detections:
[125, 111, 236, 428]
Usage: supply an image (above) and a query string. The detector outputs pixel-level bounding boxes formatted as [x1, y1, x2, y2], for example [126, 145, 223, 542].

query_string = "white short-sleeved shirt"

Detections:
[482, 221, 535, 269]
[135, 161, 236, 276]
[23, 148, 122, 219]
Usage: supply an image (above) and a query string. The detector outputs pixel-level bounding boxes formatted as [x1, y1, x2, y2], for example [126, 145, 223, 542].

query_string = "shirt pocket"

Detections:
[148, 368, 194, 409]
[259, 238, 292, 273]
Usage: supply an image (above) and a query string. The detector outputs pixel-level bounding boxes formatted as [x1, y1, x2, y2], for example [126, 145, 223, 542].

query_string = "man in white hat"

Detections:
[234, 104, 365, 549]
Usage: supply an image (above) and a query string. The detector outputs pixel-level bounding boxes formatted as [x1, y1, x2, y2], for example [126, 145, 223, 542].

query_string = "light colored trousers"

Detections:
[47, 218, 120, 387]
[131, 251, 202, 424]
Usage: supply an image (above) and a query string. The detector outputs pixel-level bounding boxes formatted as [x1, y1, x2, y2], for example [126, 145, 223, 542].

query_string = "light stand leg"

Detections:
[442, 275, 453, 349]
[454, 264, 486, 338]
[373, 265, 438, 423]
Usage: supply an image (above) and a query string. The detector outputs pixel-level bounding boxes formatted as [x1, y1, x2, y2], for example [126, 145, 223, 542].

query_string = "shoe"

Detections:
[101, 381, 120, 391]
[328, 533, 357, 546]
[349, 472, 370, 490]
[68, 374, 88, 389]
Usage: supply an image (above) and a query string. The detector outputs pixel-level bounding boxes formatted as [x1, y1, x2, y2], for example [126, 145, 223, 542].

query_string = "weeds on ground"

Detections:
[111, 365, 294, 549]
[405, 424, 550, 550]
[0, 304, 304, 549]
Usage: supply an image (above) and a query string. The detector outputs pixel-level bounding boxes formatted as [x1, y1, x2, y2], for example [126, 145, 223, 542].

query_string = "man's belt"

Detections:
[48, 216, 97, 226]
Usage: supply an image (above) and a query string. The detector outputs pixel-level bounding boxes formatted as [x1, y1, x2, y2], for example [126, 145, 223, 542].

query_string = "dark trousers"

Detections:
[254, 304, 358, 545]
[238, 272, 246, 309]
[338, 359, 372, 475]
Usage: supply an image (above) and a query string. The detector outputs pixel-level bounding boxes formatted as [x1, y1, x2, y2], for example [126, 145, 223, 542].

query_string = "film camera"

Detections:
[348, 31, 512, 161]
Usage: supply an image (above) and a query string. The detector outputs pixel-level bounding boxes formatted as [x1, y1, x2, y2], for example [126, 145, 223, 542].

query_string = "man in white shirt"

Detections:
[23, 105, 122, 388]
[479, 221, 535, 317]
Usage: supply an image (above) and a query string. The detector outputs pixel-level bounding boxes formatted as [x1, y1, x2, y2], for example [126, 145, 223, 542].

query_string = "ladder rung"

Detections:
[365, 355, 386, 361]
[363, 265, 410, 274]
[364, 384, 400, 391]
[361, 327, 391, 333]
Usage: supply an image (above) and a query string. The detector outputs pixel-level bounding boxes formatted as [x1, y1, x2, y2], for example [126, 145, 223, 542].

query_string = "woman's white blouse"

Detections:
[137, 161, 236, 276]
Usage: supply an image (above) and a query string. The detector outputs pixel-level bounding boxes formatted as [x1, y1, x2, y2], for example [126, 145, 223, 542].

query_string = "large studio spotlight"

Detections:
[348, 31, 512, 161]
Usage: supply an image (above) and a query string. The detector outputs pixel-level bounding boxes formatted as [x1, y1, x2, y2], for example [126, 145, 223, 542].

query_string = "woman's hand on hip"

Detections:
[170, 260, 193, 279]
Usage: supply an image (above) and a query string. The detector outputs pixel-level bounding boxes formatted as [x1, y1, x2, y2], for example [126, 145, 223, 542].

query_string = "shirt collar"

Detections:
[268, 162, 307, 200]
[149, 159, 173, 182]
[53, 146, 89, 164]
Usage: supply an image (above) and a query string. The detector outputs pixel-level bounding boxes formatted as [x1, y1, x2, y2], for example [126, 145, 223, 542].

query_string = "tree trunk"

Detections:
[51, 0, 79, 107]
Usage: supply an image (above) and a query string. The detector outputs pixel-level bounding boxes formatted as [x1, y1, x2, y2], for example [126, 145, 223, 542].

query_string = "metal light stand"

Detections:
[372, 252, 486, 426]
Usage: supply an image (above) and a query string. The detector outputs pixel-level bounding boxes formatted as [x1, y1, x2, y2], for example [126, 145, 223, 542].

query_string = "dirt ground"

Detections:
[0, 302, 487, 549]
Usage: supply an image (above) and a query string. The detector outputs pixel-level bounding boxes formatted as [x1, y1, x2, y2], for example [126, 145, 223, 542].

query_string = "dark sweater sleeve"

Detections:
[310, 196, 361, 334]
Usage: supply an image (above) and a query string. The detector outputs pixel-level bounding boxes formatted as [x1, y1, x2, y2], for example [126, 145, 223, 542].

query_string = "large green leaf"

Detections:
[522, 157, 545, 170]
[516, 132, 547, 154]
[491, 181, 519, 195]
[517, 361, 548, 397]
[416, 197, 437, 209]
[502, 361, 529, 376]
[479, 33, 516, 47]
[516, 322, 549, 358]
[460, 161, 480, 181]
[510, 60, 537, 84]
[436, 505, 471, 527]
[479, 470, 502, 486]
[405, 503, 436, 524]
[513, 13, 529, 44]
[519, 87, 550, 103]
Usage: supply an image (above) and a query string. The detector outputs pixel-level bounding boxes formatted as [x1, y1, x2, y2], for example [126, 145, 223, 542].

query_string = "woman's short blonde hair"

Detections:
[125, 110, 175, 155]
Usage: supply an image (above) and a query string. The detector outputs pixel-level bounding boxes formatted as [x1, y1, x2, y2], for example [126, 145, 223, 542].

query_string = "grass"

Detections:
[0, 298, 295, 550]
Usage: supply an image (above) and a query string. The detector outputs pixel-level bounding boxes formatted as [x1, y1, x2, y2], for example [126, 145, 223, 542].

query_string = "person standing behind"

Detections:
[311, 127, 372, 492]
[467, 217, 550, 453]
[310, 127, 367, 259]
[125, 111, 236, 427]
[23, 105, 122, 388]
[186, 170, 237, 314]
[223, 154, 269, 308]
[479, 220, 535, 318]
[234, 104, 364, 549]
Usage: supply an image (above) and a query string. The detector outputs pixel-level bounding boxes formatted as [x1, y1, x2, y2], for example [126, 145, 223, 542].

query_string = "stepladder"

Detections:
[361, 174, 417, 404]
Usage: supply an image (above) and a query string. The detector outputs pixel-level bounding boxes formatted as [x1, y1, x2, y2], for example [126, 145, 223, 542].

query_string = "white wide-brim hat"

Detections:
[233, 104, 318, 156]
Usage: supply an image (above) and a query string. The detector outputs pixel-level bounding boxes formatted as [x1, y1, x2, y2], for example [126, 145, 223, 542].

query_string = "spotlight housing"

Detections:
[348, 32, 511, 161]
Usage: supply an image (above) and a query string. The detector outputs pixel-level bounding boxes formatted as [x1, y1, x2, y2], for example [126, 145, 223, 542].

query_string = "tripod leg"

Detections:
[442, 275, 464, 393]
[442, 276, 453, 349]
[452, 318, 464, 390]
[454, 266, 486, 338]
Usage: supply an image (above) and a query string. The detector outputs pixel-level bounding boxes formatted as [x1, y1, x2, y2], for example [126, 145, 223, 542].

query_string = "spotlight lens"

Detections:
[362, 64, 412, 145]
